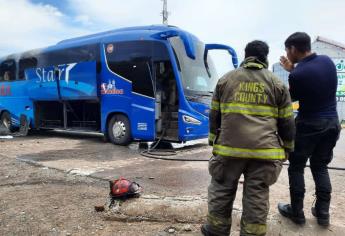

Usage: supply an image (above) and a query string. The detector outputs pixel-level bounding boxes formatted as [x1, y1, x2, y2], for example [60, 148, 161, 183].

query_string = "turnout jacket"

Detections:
[209, 57, 295, 160]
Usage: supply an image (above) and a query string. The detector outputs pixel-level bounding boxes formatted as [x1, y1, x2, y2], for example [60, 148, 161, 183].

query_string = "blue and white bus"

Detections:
[0, 25, 237, 145]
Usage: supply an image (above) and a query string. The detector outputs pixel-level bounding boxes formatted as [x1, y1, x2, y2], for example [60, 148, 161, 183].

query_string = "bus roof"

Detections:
[1, 25, 199, 60]
[57, 25, 180, 46]
[0, 25, 197, 61]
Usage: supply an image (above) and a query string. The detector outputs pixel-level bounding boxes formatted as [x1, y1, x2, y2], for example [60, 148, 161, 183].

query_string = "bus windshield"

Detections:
[169, 37, 219, 97]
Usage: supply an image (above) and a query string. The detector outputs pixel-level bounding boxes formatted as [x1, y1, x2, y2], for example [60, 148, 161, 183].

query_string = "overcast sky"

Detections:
[0, 0, 344, 73]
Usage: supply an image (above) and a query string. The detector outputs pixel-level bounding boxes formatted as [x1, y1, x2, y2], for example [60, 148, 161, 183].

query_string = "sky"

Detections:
[0, 0, 344, 74]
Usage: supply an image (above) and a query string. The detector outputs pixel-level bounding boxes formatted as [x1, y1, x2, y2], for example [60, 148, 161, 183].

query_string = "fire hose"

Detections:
[140, 133, 345, 171]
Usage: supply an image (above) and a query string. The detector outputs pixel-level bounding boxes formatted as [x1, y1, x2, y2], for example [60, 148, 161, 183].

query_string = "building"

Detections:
[272, 63, 289, 87]
[272, 36, 345, 122]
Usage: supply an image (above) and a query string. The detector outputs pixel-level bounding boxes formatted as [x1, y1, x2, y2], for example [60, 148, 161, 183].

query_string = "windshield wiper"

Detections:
[193, 92, 213, 97]
[185, 95, 199, 101]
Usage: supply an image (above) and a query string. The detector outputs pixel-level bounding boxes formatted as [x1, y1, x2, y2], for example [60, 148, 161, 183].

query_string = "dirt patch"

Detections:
[0, 153, 203, 235]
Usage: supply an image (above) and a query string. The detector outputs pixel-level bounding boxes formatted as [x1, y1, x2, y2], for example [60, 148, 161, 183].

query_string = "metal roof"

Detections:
[315, 36, 345, 51]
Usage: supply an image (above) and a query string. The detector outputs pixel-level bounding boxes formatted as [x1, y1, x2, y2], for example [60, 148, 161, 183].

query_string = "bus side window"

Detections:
[19, 57, 38, 80]
[38, 44, 100, 68]
[106, 41, 155, 98]
[0, 59, 16, 82]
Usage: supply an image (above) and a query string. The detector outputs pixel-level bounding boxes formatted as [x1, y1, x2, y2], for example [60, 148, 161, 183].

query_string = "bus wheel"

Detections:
[0, 111, 12, 132]
[108, 114, 131, 145]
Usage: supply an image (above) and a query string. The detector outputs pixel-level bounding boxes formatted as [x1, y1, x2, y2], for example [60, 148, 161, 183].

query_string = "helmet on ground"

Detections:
[109, 177, 142, 198]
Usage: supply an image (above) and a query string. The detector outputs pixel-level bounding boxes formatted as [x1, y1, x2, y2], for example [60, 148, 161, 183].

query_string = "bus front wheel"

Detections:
[0, 111, 12, 133]
[108, 114, 131, 145]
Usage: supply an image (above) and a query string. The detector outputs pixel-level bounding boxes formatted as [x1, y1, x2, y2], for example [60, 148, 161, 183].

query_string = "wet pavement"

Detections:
[14, 133, 211, 196]
[12, 130, 345, 196]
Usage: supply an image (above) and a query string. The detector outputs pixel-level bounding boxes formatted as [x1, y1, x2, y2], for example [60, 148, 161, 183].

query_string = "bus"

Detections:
[0, 25, 238, 145]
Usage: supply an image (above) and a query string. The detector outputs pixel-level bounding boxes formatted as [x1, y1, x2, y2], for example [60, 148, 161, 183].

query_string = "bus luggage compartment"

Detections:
[34, 100, 100, 131]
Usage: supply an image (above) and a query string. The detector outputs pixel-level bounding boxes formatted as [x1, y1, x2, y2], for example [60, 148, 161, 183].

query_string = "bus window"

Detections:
[19, 57, 38, 80]
[106, 41, 156, 98]
[38, 44, 100, 67]
[0, 59, 16, 81]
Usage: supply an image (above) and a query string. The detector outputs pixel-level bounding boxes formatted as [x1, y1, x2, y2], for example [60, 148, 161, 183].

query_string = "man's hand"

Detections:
[280, 56, 294, 72]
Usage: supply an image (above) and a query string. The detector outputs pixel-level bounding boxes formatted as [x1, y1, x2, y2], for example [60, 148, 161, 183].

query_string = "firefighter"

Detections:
[201, 40, 295, 236]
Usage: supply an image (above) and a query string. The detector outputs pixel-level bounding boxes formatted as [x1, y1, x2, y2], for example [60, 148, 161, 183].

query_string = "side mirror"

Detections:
[204, 44, 238, 69]
[151, 29, 196, 59]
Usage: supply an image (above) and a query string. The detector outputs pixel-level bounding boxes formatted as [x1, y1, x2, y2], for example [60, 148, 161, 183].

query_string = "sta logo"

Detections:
[101, 80, 124, 95]
[35, 63, 77, 84]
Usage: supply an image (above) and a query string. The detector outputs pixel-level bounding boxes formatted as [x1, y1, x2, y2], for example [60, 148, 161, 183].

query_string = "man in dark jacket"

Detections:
[278, 32, 341, 227]
[202, 41, 295, 236]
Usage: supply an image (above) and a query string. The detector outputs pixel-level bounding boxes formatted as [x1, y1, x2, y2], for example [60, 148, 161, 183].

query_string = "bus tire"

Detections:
[0, 111, 12, 133]
[108, 114, 131, 145]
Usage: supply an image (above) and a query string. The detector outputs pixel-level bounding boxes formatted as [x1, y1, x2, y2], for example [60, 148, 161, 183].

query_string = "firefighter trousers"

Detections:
[206, 155, 282, 236]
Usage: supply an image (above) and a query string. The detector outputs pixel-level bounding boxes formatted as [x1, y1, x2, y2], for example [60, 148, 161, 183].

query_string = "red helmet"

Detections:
[109, 177, 142, 198]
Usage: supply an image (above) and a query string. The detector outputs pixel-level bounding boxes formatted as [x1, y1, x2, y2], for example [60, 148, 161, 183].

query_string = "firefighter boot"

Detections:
[201, 224, 229, 236]
[311, 197, 330, 226]
[278, 203, 306, 225]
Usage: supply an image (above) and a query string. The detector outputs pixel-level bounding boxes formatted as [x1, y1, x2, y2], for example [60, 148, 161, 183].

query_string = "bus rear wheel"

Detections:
[0, 111, 12, 133]
[108, 114, 131, 145]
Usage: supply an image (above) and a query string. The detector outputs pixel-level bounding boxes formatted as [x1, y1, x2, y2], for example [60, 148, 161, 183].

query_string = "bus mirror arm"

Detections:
[204, 44, 239, 69]
[203, 50, 212, 78]
[151, 30, 196, 60]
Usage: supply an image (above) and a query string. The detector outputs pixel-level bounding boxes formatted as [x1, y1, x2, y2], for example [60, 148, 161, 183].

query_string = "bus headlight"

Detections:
[182, 115, 201, 125]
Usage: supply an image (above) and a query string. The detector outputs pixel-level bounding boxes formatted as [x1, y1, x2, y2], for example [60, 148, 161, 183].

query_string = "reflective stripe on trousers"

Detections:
[213, 144, 285, 160]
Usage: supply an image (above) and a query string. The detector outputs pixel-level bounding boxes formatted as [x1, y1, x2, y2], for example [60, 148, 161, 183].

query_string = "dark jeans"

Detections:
[288, 117, 341, 214]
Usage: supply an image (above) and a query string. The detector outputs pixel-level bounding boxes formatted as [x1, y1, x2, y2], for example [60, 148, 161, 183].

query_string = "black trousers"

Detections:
[288, 117, 341, 214]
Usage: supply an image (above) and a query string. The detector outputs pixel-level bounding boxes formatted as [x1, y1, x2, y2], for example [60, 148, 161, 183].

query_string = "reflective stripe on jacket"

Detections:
[209, 57, 295, 160]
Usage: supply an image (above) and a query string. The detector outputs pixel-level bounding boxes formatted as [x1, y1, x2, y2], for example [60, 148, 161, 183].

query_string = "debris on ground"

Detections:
[182, 224, 192, 231]
[94, 205, 105, 212]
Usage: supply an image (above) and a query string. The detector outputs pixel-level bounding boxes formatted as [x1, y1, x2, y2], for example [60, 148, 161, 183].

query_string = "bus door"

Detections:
[152, 31, 238, 142]
[153, 47, 179, 141]
[103, 40, 180, 142]
[102, 41, 157, 141]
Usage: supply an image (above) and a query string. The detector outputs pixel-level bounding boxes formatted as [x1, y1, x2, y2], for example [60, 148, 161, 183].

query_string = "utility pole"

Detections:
[161, 0, 169, 25]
